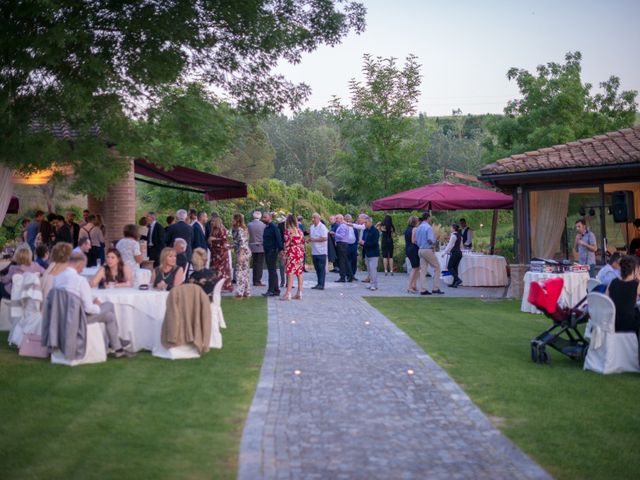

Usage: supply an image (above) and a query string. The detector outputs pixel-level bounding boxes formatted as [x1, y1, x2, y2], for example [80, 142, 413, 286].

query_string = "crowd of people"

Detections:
[4, 207, 482, 303]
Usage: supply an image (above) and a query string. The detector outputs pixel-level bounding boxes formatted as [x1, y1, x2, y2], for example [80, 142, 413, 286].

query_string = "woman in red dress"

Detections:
[282, 214, 305, 300]
[208, 216, 233, 292]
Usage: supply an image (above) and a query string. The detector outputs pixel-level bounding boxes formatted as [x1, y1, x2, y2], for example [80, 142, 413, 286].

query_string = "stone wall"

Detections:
[507, 264, 528, 299]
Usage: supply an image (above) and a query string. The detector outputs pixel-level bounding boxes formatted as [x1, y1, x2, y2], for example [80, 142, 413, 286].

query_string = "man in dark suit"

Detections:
[66, 211, 80, 247]
[191, 211, 208, 251]
[56, 215, 74, 244]
[165, 209, 194, 260]
[146, 211, 166, 267]
[262, 212, 283, 297]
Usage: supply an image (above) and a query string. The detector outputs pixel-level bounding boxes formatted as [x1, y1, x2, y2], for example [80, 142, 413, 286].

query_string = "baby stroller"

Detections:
[529, 277, 590, 364]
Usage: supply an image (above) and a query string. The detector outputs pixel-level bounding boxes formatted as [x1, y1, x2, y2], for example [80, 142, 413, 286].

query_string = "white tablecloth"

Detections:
[82, 267, 151, 287]
[92, 287, 224, 352]
[521, 271, 590, 314]
[425, 252, 508, 287]
[93, 288, 169, 351]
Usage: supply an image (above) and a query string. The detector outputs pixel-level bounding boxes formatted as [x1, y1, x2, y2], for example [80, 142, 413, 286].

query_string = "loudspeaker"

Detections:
[611, 191, 635, 223]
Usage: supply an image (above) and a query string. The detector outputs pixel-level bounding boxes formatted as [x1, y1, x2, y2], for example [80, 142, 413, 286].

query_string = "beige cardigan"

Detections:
[161, 284, 212, 353]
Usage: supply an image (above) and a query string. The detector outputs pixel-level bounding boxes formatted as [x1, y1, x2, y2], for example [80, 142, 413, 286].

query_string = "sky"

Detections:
[275, 0, 640, 116]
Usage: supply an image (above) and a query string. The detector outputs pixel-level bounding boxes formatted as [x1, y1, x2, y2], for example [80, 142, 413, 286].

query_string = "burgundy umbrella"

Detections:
[134, 158, 247, 201]
[371, 181, 512, 211]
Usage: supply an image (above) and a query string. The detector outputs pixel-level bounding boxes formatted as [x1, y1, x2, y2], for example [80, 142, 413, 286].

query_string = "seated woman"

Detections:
[187, 247, 218, 296]
[115, 224, 143, 270]
[90, 248, 133, 288]
[0, 245, 45, 299]
[607, 255, 640, 334]
[150, 247, 185, 291]
[41, 242, 73, 301]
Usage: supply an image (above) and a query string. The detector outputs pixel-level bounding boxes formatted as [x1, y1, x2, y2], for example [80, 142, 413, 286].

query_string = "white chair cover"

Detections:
[586, 278, 601, 293]
[584, 293, 640, 374]
[8, 273, 43, 347]
[0, 298, 11, 331]
[51, 323, 107, 366]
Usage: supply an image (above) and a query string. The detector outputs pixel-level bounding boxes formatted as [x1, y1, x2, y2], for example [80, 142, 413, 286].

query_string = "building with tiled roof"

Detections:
[478, 126, 640, 267]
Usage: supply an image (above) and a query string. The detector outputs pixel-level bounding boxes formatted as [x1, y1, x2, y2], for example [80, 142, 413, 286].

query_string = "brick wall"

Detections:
[88, 158, 136, 247]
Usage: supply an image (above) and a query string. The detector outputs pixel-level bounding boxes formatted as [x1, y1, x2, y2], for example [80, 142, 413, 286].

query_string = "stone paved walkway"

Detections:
[238, 272, 550, 479]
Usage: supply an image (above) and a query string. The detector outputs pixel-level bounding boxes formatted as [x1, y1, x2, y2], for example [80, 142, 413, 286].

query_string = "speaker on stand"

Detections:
[611, 191, 634, 223]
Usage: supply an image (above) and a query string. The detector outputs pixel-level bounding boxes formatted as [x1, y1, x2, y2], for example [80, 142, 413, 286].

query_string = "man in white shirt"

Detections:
[54, 252, 132, 358]
[309, 213, 329, 290]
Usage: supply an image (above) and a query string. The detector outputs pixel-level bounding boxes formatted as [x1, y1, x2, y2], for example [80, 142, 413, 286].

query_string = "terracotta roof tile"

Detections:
[481, 125, 640, 175]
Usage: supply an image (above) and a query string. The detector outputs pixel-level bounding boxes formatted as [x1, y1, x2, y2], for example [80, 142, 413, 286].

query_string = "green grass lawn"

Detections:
[367, 297, 640, 480]
[0, 297, 267, 480]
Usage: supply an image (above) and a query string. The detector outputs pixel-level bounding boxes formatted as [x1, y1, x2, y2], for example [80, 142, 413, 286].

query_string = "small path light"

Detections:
[294, 369, 302, 376]
[364, 321, 370, 325]
[407, 369, 415, 376]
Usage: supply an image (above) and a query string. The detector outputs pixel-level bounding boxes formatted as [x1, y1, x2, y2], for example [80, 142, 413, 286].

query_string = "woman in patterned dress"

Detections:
[282, 214, 304, 300]
[232, 213, 252, 299]
[208, 216, 233, 292]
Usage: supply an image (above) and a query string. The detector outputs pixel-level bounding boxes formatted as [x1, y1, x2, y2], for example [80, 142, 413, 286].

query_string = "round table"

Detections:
[424, 252, 508, 287]
[92, 288, 168, 351]
[521, 271, 590, 314]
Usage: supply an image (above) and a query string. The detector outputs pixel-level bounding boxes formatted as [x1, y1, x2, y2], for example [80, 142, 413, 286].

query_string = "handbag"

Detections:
[18, 333, 49, 358]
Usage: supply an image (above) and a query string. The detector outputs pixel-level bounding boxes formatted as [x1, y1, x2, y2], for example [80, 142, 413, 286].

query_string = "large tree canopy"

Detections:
[330, 54, 429, 203]
[0, 0, 365, 195]
[484, 51, 637, 161]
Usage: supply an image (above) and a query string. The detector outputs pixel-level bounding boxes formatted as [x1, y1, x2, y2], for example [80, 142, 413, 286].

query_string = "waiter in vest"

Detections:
[459, 218, 473, 250]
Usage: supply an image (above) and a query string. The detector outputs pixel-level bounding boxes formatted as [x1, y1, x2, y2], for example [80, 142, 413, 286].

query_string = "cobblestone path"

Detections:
[238, 283, 551, 480]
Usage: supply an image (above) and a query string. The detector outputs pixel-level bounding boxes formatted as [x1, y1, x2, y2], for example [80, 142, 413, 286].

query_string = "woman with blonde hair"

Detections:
[150, 247, 185, 291]
[282, 214, 304, 300]
[41, 242, 73, 301]
[232, 213, 251, 299]
[208, 216, 232, 292]
[187, 247, 218, 295]
[0, 245, 45, 299]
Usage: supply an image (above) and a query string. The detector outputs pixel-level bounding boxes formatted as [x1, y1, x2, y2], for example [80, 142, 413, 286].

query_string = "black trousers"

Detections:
[348, 243, 358, 277]
[265, 249, 280, 294]
[447, 250, 463, 283]
[252, 252, 265, 285]
[336, 242, 353, 280]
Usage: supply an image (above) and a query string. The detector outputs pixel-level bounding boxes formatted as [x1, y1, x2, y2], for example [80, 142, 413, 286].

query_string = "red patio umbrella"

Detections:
[371, 181, 512, 211]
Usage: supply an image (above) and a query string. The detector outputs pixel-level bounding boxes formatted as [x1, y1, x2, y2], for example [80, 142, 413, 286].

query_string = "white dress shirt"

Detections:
[53, 267, 100, 315]
[309, 223, 329, 255]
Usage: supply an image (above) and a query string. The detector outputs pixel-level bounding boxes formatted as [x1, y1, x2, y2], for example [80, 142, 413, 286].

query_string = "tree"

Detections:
[484, 51, 638, 160]
[217, 120, 276, 184]
[264, 110, 342, 192]
[330, 54, 429, 203]
[0, 1, 366, 195]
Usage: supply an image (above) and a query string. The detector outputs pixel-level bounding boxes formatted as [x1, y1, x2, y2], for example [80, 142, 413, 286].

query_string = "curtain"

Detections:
[530, 190, 570, 259]
[0, 165, 14, 227]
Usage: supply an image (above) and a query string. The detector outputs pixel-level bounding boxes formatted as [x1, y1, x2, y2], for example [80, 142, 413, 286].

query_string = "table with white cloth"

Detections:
[424, 251, 508, 287]
[92, 287, 224, 353]
[521, 271, 590, 314]
[92, 288, 169, 351]
[82, 267, 151, 287]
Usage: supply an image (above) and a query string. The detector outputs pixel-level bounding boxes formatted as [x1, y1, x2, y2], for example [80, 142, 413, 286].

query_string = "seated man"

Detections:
[73, 236, 91, 256]
[174, 238, 190, 275]
[53, 252, 133, 358]
[596, 252, 621, 288]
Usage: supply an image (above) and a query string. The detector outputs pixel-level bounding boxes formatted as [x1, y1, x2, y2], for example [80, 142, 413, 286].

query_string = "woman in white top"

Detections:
[41, 242, 73, 303]
[115, 224, 143, 270]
